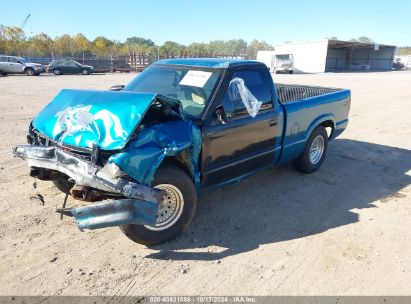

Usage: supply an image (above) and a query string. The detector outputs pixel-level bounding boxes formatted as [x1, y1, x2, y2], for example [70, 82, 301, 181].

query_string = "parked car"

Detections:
[0, 55, 45, 76]
[13, 58, 351, 246]
[350, 63, 371, 70]
[48, 59, 94, 75]
[393, 58, 405, 70]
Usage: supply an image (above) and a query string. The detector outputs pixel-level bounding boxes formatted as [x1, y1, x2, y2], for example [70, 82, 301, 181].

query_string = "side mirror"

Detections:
[110, 85, 125, 91]
[214, 106, 227, 124]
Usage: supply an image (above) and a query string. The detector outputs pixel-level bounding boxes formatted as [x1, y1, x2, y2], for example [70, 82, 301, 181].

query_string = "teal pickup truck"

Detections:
[13, 58, 350, 245]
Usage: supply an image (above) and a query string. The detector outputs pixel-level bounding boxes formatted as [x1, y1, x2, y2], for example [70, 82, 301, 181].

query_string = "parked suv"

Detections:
[48, 59, 94, 75]
[0, 55, 45, 76]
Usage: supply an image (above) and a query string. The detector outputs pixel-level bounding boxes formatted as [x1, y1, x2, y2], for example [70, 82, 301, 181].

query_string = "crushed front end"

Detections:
[13, 89, 201, 232]
[13, 143, 162, 230]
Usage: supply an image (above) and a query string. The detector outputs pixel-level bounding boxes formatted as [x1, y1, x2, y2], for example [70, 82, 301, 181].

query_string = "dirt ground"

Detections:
[0, 70, 410, 296]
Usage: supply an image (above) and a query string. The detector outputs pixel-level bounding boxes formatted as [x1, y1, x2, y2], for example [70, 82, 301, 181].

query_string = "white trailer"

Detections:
[256, 51, 294, 74]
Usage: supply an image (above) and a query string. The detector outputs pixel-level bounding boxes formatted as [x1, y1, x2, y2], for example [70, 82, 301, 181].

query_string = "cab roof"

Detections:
[154, 58, 264, 69]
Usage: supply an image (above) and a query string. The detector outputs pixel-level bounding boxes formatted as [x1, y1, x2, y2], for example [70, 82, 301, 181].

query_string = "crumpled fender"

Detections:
[109, 120, 201, 186]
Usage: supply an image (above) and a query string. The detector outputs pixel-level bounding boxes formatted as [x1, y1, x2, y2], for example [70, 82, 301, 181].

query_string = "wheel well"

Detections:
[320, 120, 334, 139]
[24, 67, 34, 72]
[160, 154, 193, 180]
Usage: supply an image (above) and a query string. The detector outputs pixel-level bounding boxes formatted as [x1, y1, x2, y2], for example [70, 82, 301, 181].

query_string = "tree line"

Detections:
[0, 24, 274, 59]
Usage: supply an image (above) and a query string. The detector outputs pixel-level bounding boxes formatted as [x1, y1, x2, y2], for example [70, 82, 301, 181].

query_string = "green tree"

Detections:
[1, 25, 26, 55]
[125, 37, 155, 46]
[208, 40, 226, 56]
[93, 36, 113, 55]
[73, 33, 92, 55]
[0, 25, 6, 54]
[358, 36, 374, 43]
[350, 36, 374, 43]
[225, 39, 247, 56]
[396, 47, 411, 55]
[186, 42, 208, 56]
[53, 34, 75, 56]
[160, 41, 182, 57]
[29, 33, 53, 57]
[246, 39, 274, 59]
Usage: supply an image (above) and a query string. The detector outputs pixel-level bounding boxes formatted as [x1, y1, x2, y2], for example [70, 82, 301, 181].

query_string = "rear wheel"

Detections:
[294, 126, 328, 173]
[53, 68, 61, 75]
[25, 68, 35, 76]
[120, 167, 197, 246]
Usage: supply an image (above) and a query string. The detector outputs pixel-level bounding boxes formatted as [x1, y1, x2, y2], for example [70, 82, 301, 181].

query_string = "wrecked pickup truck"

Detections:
[13, 58, 350, 245]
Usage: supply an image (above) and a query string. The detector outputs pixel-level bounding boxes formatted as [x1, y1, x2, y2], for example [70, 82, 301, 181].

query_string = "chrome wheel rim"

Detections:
[145, 184, 184, 231]
[309, 135, 324, 165]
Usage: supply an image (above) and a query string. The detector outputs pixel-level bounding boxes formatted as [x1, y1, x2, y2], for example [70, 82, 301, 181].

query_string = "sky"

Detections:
[1, 0, 411, 46]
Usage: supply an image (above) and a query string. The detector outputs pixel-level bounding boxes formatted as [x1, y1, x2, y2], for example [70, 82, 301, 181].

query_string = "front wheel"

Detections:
[25, 68, 35, 76]
[81, 69, 89, 75]
[294, 126, 328, 173]
[120, 167, 197, 246]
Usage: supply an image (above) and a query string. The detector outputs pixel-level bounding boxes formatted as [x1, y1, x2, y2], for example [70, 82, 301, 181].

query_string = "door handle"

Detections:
[269, 118, 278, 126]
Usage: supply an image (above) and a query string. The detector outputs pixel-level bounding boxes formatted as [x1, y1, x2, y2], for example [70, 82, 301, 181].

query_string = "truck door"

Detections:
[201, 67, 284, 188]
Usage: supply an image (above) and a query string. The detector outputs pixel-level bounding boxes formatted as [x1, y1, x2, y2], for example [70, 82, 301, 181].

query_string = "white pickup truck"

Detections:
[257, 51, 294, 74]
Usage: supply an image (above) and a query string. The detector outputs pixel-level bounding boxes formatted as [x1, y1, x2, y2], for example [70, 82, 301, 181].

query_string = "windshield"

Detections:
[276, 54, 291, 61]
[124, 65, 222, 117]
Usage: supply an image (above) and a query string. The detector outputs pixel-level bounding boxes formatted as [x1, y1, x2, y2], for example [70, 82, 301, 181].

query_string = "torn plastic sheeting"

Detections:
[228, 77, 262, 118]
[109, 120, 201, 186]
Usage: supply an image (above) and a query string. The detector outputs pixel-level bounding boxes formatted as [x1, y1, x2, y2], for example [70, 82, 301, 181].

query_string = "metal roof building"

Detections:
[273, 39, 396, 73]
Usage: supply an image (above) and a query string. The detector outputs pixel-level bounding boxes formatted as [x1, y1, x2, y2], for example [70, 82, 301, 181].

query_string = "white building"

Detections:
[272, 39, 396, 73]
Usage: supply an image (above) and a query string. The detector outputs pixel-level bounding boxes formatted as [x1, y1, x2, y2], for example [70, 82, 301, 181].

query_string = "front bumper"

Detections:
[32, 66, 45, 73]
[13, 144, 161, 230]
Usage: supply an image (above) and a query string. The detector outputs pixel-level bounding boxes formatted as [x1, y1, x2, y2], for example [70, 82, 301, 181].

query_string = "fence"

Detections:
[25, 52, 248, 72]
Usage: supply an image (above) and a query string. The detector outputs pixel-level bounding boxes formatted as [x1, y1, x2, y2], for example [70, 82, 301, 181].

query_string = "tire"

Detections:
[289, 70, 294, 74]
[25, 68, 35, 76]
[120, 167, 197, 246]
[52, 178, 74, 195]
[293, 126, 328, 174]
[53, 69, 61, 76]
[81, 69, 89, 75]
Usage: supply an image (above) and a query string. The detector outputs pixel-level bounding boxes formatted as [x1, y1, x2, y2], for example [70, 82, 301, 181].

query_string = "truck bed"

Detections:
[276, 83, 343, 104]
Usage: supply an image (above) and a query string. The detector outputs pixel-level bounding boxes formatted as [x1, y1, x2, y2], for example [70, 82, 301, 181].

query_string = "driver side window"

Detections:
[223, 69, 273, 119]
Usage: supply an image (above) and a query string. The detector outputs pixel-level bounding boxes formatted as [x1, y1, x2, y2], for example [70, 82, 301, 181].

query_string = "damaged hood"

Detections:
[32, 89, 160, 150]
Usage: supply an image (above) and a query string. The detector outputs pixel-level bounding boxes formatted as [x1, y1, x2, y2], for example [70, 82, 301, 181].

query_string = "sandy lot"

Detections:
[0, 70, 410, 296]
